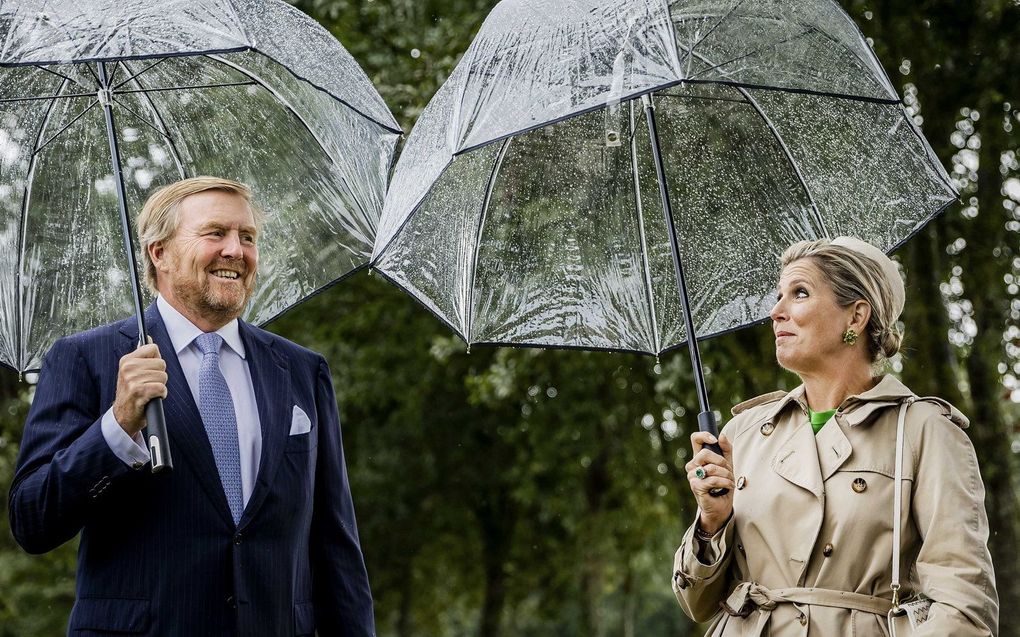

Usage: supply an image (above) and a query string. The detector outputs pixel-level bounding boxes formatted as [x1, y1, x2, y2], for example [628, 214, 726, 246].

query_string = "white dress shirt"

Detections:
[101, 296, 263, 506]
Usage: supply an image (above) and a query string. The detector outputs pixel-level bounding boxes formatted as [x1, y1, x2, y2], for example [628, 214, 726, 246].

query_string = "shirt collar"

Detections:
[156, 295, 246, 359]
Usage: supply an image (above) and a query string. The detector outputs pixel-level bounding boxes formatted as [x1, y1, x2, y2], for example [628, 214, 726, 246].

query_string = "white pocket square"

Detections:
[289, 405, 312, 435]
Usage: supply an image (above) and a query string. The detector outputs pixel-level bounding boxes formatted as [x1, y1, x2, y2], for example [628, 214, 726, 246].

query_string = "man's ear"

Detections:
[149, 240, 169, 272]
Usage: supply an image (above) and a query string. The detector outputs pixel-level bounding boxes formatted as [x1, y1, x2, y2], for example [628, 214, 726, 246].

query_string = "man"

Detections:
[8, 177, 375, 636]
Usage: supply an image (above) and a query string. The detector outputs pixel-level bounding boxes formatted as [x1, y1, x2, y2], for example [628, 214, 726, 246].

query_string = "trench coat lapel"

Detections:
[815, 419, 852, 482]
[770, 411, 824, 497]
[120, 304, 236, 528]
[236, 321, 290, 529]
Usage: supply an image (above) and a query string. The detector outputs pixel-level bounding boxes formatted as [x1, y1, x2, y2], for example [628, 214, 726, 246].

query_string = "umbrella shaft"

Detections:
[641, 96, 712, 415]
[97, 62, 173, 473]
[98, 63, 148, 343]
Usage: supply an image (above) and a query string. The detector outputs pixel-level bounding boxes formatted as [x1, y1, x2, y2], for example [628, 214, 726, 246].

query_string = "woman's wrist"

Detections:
[696, 512, 732, 538]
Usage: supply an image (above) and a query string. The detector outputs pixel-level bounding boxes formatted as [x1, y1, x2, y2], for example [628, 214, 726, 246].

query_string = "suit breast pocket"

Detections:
[284, 430, 318, 453]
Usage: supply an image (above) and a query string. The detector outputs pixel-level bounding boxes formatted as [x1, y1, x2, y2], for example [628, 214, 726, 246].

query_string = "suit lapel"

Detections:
[122, 305, 235, 528]
[237, 321, 290, 529]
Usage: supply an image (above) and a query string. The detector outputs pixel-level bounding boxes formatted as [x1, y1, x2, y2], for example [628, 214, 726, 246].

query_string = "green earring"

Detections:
[842, 328, 858, 346]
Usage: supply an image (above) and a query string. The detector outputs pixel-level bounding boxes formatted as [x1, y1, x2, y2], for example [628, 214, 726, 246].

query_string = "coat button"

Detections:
[736, 476, 747, 490]
[823, 543, 834, 557]
[798, 612, 808, 625]
[233, 533, 243, 545]
[760, 422, 775, 436]
[852, 478, 868, 493]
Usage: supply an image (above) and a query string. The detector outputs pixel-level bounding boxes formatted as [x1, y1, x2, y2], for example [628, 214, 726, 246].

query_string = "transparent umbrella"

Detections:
[372, 0, 956, 446]
[1, 0, 401, 470]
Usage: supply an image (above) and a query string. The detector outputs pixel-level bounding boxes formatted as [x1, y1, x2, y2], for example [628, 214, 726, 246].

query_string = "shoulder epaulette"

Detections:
[731, 390, 788, 416]
[911, 395, 970, 429]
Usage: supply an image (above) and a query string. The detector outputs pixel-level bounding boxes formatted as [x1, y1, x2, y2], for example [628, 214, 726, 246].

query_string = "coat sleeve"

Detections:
[8, 336, 135, 554]
[672, 514, 737, 622]
[671, 419, 740, 623]
[310, 358, 376, 637]
[910, 408, 998, 636]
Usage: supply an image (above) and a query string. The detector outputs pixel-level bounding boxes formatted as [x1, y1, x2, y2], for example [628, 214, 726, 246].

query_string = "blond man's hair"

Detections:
[137, 176, 263, 293]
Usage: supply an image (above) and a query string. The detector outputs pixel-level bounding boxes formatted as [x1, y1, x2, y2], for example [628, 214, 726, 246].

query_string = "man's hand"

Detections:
[112, 343, 168, 436]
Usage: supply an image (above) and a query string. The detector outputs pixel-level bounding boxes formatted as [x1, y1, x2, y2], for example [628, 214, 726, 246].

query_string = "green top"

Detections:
[808, 408, 837, 434]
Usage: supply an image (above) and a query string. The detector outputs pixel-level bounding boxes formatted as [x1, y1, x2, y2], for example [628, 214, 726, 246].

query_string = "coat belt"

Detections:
[722, 582, 891, 632]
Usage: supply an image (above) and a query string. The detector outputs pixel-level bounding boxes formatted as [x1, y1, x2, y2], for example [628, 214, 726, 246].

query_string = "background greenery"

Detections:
[2, 0, 1018, 635]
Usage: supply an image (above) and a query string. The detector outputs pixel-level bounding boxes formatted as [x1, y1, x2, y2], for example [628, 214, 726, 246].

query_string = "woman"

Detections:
[672, 237, 998, 636]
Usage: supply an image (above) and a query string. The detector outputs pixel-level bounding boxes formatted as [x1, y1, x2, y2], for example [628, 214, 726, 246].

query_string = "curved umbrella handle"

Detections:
[145, 397, 173, 473]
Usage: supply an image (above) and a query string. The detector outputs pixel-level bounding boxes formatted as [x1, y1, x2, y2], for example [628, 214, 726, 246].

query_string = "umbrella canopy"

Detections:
[372, 0, 956, 357]
[0, 0, 401, 373]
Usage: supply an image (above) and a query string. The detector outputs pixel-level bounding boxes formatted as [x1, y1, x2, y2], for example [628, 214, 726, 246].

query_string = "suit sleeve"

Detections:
[911, 412, 998, 636]
[310, 358, 376, 636]
[8, 336, 136, 554]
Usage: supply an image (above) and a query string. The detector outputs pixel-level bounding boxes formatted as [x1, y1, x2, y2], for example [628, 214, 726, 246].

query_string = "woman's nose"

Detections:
[769, 298, 785, 322]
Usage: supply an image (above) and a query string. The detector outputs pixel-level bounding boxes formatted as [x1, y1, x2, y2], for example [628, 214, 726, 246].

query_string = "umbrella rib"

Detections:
[16, 77, 72, 368]
[675, 0, 748, 75]
[111, 97, 189, 179]
[465, 137, 512, 341]
[119, 60, 189, 180]
[112, 57, 168, 91]
[682, 27, 813, 83]
[204, 54, 335, 166]
[115, 80, 257, 94]
[628, 101, 661, 354]
[0, 93, 98, 103]
[32, 64, 85, 89]
[736, 86, 828, 237]
[32, 100, 99, 157]
[83, 61, 103, 87]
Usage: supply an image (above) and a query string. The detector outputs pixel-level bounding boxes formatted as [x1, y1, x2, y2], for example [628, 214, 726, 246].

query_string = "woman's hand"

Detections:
[685, 432, 735, 534]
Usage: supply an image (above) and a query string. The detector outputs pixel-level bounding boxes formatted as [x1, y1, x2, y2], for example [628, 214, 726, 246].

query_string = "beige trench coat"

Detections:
[672, 375, 998, 636]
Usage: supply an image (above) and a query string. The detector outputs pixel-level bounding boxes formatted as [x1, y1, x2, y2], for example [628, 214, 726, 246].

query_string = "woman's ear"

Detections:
[850, 300, 871, 332]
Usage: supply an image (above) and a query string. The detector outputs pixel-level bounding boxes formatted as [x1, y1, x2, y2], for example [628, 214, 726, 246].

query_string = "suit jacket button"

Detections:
[823, 543, 834, 557]
[226, 596, 236, 609]
[233, 534, 242, 545]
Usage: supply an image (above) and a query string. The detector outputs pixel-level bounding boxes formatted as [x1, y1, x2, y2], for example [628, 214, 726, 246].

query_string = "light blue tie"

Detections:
[194, 332, 243, 524]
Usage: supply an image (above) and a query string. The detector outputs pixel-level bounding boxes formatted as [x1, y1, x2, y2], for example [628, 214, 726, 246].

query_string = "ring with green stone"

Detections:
[694, 467, 707, 480]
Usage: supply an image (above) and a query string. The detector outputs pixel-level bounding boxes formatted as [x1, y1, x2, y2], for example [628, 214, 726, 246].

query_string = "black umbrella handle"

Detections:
[145, 397, 173, 473]
[697, 411, 729, 497]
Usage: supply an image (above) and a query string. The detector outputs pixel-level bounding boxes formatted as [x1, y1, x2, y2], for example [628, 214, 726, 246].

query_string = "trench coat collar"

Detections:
[759, 374, 915, 429]
[763, 375, 915, 494]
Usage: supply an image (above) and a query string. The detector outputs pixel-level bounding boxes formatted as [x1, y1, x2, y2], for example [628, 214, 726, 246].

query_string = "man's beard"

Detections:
[171, 269, 254, 324]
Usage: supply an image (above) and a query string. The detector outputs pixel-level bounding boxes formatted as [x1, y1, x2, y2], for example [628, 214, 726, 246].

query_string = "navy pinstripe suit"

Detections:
[9, 305, 375, 636]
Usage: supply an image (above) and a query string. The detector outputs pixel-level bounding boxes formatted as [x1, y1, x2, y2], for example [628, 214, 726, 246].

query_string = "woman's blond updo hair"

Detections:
[780, 238, 905, 366]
